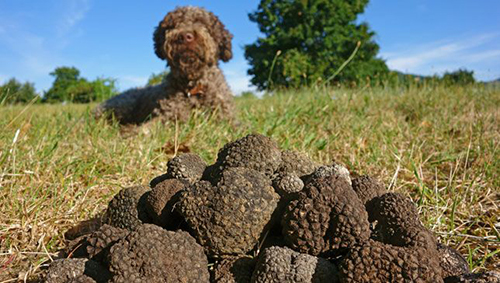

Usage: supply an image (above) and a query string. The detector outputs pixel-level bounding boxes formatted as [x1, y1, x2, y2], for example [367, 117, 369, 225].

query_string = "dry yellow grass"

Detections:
[0, 84, 499, 281]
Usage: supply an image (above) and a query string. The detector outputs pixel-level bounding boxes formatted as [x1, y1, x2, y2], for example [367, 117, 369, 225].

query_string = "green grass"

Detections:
[0, 85, 499, 280]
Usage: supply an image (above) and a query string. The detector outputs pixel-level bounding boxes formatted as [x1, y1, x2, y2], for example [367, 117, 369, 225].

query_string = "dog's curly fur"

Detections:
[94, 6, 234, 124]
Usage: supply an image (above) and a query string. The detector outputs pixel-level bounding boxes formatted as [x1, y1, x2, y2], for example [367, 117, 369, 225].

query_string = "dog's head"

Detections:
[153, 6, 233, 80]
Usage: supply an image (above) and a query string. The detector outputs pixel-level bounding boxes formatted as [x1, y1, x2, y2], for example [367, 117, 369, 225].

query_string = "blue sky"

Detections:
[0, 0, 499, 94]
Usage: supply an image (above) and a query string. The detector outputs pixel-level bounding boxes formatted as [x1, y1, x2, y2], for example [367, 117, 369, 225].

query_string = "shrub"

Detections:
[0, 78, 39, 105]
[147, 70, 170, 86]
[43, 66, 117, 103]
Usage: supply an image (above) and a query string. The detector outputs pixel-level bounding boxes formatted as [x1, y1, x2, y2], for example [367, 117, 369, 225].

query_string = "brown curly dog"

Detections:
[94, 6, 235, 124]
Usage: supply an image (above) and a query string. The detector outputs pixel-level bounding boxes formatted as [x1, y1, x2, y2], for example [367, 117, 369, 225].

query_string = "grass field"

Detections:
[0, 84, 499, 281]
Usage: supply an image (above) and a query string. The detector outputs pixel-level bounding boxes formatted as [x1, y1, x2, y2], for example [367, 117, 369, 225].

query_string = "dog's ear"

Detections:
[218, 27, 233, 62]
[209, 13, 233, 62]
[154, 10, 180, 61]
[153, 21, 168, 60]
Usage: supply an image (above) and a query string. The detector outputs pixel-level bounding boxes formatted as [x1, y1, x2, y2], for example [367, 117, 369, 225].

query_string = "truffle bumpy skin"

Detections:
[367, 192, 438, 252]
[67, 275, 98, 283]
[65, 224, 129, 263]
[444, 271, 500, 283]
[44, 258, 111, 283]
[272, 150, 318, 197]
[275, 150, 318, 177]
[339, 240, 443, 283]
[177, 167, 280, 257]
[213, 134, 282, 179]
[93, 6, 234, 124]
[211, 256, 256, 283]
[108, 224, 210, 283]
[303, 163, 352, 185]
[437, 243, 470, 279]
[103, 186, 150, 231]
[165, 153, 207, 184]
[145, 178, 188, 228]
[272, 173, 304, 197]
[282, 173, 370, 256]
[351, 175, 386, 206]
[85, 225, 129, 262]
[251, 246, 339, 283]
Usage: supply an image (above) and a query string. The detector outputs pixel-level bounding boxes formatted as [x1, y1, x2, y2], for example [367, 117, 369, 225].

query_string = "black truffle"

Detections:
[339, 240, 443, 282]
[103, 186, 151, 230]
[177, 167, 279, 257]
[166, 153, 207, 184]
[108, 224, 209, 282]
[302, 163, 351, 185]
[67, 275, 97, 283]
[272, 172, 304, 197]
[351, 175, 386, 206]
[367, 192, 438, 251]
[63, 224, 129, 264]
[438, 243, 470, 279]
[211, 256, 256, 283]
[85, 224, 129, 262]
[282, 174, 370, 256]
[251, 246, 339, 283]
[444, 271, 500, 283]
[214, 134, 282, 178]
[145, 178, 187, 228]
[44, 258, 111, 283]
[275, 150, 318, 177]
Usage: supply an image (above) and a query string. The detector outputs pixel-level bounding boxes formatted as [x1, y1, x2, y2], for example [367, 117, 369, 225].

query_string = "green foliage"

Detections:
[0, 78, 39, 105]
[43, 66, 117, 103]
[240, 91, 258, 99]
[43, 67, 80, 103]
[245, 0, 388, 90]
[442, 69, 475, 85]
[92, 78, 118, 102]
[65, 79, 94, 103]
[146, 70, 169, 86]
[380, 69, 477, 89]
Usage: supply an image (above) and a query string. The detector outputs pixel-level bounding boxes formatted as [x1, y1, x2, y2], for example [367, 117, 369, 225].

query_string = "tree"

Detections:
[43, 66, 118, 103]
[146, 70, 170, 86]
[442, 69, 475, 86]
[43, 66, 81, 102]
[244, 0, 388, 90]
[92, 78, 118, 102]
[0, 78, 39, 104]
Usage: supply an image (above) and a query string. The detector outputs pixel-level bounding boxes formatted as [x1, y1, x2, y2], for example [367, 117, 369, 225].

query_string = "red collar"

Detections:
[187, 83, 206, 97]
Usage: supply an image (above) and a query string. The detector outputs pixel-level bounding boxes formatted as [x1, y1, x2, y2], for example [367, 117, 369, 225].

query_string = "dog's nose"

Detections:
[184, 32, 194, 42]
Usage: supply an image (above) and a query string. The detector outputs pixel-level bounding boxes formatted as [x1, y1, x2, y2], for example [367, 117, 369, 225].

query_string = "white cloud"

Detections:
[222, 59, 256, 95]
[57, 0, 91, 37]
[0, 1, 92, 91]
[383, 33, 498, 70]
[464, 49, 500, 63]
[381, 33, 500, 80]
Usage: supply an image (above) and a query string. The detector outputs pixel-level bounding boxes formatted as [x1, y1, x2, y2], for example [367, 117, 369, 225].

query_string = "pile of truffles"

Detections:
[44, 134, 500, 283]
